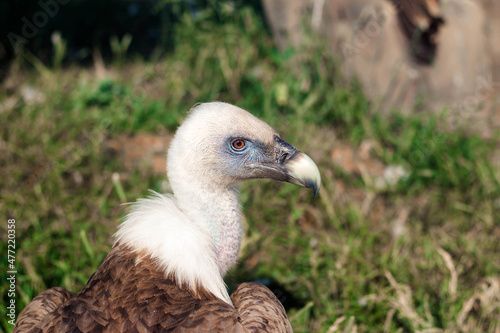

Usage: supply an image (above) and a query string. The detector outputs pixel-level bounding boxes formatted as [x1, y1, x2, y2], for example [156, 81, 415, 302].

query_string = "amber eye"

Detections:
[231, 139, 246, 150]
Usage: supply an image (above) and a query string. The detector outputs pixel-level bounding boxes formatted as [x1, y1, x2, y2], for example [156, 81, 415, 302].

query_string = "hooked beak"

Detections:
[284, 152, 321, 197]
[250, 136, 321, 197]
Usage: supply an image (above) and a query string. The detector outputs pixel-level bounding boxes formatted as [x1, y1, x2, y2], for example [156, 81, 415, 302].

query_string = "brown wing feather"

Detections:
[14, 244, 291, 332]
[13, 287, 76, 333]
[231, 282, 293, 333]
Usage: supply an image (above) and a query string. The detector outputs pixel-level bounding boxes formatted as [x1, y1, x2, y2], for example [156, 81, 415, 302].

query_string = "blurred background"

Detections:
[1, 0, 499, 332]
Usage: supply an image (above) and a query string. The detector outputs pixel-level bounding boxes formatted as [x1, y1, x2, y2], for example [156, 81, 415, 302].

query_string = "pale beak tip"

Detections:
[287, 152, 321, 197]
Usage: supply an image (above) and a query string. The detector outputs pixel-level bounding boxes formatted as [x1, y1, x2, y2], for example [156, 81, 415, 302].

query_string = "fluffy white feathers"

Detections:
[115, 192, 231, 304]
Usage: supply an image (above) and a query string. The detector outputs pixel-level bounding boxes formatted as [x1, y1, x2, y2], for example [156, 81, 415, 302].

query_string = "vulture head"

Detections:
[168, 101, 320, 196]
[116, 102, 320, 304]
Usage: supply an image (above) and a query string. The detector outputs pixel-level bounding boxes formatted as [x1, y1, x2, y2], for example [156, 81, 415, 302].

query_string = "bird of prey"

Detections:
[13, 102, 321, 333]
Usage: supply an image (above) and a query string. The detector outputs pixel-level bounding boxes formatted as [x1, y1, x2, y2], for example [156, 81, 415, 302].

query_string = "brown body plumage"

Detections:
[14, 243, 292, 333]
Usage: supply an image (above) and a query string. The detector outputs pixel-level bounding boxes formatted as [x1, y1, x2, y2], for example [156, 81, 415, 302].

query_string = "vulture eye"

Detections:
[231, 139, 246, 151]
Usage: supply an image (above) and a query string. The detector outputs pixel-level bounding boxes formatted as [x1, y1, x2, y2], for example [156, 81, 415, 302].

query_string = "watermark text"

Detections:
[6, 218, 17, 326]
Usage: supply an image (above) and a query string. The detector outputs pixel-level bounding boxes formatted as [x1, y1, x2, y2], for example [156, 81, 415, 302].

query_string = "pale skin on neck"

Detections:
[172, 181, 243, 276]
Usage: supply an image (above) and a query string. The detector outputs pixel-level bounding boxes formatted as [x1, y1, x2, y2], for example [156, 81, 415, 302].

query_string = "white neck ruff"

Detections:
[114, 191, 235, 304]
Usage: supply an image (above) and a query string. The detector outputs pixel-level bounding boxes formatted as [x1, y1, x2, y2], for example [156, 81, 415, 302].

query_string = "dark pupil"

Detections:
[234, 140, 243, 149]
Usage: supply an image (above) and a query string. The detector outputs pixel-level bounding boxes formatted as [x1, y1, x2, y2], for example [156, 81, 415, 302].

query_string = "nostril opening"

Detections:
[279, 153, 288, 165]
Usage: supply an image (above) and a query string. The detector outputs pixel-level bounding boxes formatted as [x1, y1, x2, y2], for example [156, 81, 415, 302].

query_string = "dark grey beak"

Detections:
[250, 136, 321, 197]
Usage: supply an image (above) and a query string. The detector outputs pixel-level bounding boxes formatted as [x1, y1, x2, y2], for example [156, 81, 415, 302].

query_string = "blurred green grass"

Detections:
[1, 4, 500, 333]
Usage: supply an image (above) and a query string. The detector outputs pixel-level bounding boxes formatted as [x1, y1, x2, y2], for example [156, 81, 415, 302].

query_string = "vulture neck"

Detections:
[173, 180, 243, 277]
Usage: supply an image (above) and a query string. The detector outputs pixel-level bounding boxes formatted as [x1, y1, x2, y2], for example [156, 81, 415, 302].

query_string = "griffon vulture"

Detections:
[13, 102, 320, 333]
